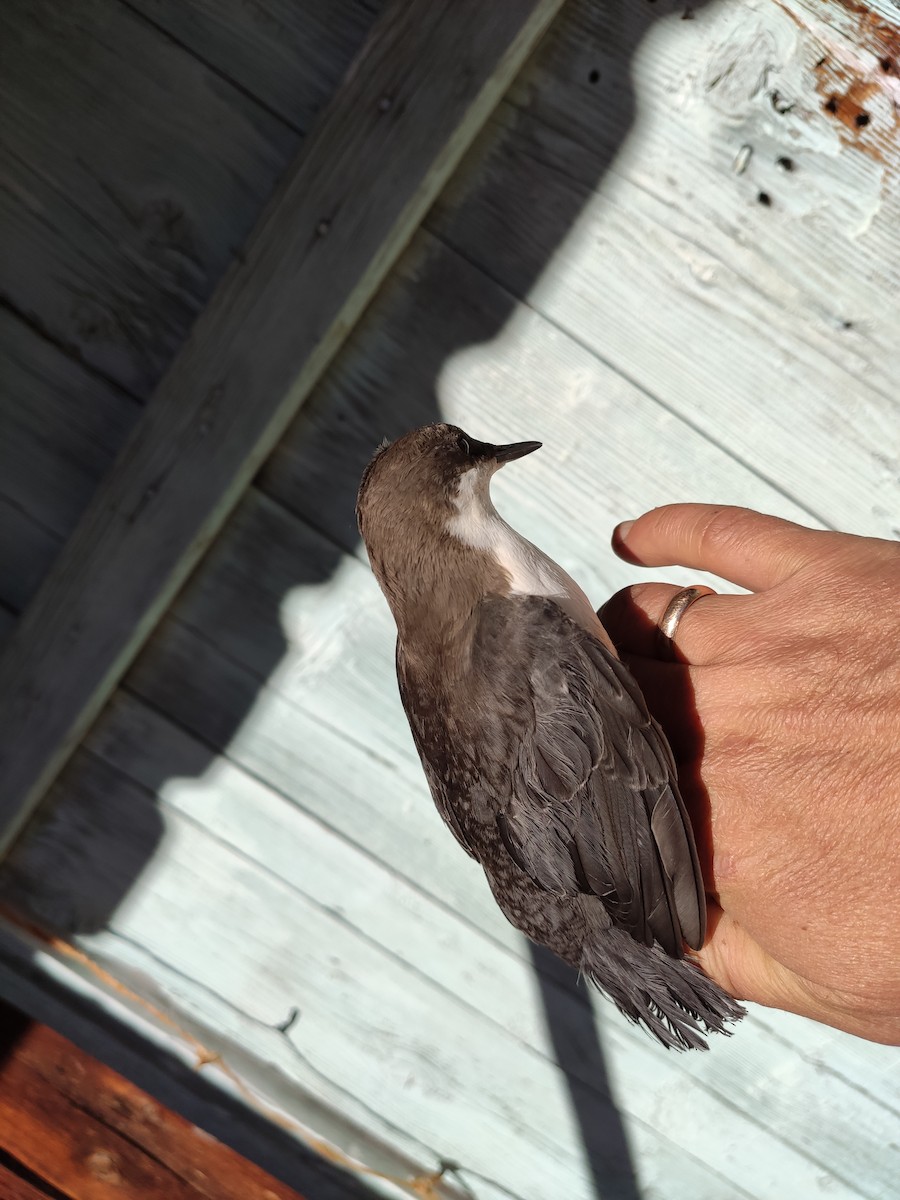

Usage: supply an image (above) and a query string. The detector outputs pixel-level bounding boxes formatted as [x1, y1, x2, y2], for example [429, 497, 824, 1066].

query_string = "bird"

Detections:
[356, 422, 744, 1049]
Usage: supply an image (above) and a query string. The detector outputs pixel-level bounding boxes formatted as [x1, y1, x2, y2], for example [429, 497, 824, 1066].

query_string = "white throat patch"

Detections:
[446, 470, 565, 599]
[446, 468, 619, 652]
[445, 469, 613, 649]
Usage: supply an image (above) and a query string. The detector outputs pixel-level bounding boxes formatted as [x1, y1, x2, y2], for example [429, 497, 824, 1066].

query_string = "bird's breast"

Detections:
[448, 510, 615, 652]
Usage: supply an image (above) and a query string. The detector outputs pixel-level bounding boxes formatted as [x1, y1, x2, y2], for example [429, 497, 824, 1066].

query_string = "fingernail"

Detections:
[614, 520, 635, 541]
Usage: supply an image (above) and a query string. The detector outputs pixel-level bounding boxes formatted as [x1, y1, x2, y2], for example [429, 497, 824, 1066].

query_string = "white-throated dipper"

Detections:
[357, 423, 744, 1049]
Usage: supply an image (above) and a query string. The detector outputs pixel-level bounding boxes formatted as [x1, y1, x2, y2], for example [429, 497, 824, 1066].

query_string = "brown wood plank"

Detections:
[0, 1157, 60, 1200]
[0, 1001, 303, 1200]
[0, 0, 565, 854]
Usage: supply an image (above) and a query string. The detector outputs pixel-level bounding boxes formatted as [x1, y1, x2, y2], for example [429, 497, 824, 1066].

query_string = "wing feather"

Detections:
[476, 596, 705, 955]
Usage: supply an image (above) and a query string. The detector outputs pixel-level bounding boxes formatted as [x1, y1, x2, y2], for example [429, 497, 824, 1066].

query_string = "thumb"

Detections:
[694, 904, 868, 1038]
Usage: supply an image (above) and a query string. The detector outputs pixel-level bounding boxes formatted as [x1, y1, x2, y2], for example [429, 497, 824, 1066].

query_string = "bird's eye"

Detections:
[460, 437, 470, 455]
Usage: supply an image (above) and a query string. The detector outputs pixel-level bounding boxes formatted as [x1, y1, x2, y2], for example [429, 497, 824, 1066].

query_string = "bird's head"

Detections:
[356, 423, 541, 632]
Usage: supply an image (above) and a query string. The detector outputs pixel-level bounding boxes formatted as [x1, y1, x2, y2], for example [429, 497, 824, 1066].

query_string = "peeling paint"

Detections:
[813, 47, 899, 165]
[677, 0, 898, 236]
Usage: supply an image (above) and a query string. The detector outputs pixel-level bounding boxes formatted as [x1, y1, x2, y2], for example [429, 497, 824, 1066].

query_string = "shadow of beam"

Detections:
[529, 944, 642, 1200]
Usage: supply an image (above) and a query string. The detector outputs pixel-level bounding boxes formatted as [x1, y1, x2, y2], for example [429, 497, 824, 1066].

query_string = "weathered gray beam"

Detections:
[0, 0, 566, 853]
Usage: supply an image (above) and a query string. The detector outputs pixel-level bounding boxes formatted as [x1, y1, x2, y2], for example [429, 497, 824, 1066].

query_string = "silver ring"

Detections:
[658, 585, 716, 659]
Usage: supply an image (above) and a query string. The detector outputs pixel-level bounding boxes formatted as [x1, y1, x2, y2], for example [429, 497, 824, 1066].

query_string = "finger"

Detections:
[612, 504, 836, 592]
[601, 583, 743, 664]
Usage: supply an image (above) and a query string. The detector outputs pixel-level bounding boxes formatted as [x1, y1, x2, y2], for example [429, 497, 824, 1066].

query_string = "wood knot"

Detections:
[59, 1057, 85, 1080]
[85, 1149, 122, 1184]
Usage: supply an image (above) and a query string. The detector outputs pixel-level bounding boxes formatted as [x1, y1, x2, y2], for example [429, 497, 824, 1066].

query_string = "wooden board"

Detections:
[0, 307, 136, 539]
[0, 307, 136, 611]
[1, 0, 899, 1198]
[0, 1160, 54, 1200]
[0, 0, 379, 622]
[0, 934, 382, 1200]
[124, 0, 384, 132]
[3, 687, 894, 1200]
[424, 0, 900, 539]
[4, 214, 897, 1199]
[0, 0, 566, 853]
[0, 998, 309, 1200]
[0, 0, 303, 398]
[4, 357, 896, 1197]
[0, 498, 60, 618]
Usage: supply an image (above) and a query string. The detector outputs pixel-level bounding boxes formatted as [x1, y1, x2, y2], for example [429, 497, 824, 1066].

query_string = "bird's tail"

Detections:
[582, 926, 745, 1050]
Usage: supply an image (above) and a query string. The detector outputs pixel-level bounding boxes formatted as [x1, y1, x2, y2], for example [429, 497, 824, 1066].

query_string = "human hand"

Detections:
[600, 504, 900, 1044]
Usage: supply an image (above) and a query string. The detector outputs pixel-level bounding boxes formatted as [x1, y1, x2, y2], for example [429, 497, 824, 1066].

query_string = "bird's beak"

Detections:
[469, 438, 541, 464]
[493, 440, 542, 463]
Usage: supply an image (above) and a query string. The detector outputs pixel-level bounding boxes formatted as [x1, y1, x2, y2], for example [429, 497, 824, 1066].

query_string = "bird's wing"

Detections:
[474, 594, 705, 954]
[396, 640, 478, 859]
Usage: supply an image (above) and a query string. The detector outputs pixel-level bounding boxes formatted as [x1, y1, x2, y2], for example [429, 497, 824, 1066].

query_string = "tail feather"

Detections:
[583, 926, 745, 1050]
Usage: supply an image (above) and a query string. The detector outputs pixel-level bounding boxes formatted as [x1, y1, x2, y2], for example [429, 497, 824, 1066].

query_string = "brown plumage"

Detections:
[357, 423, 744, 1049]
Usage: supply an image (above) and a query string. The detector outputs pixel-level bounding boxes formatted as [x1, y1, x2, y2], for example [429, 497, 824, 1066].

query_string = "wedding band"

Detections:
[658, 585, 716, 659]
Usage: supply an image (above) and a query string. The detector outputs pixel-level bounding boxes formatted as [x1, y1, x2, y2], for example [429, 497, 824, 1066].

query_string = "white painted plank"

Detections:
[0, 0, 300, 396]
[115, 610, 900, 1186]
[0, 497, 61, 614]
[4, 741, 873, 1200]
[3, 2, 897, 1194]
[261, 231, 829, 599]
[112, 257, 844, 935]
[0, 606, 15, 647]
[125, 0, 383, 133]
[425, 0, 900, 538]
[102, 693, 900, 1196]
[0, 307, 138, 606]
[5, 441, 895, 1190]
[7, 447, 887, 1197]
[0, 0, 566, 851]
[107, 467, 899, 1191]
[12, 167, 890, 1197]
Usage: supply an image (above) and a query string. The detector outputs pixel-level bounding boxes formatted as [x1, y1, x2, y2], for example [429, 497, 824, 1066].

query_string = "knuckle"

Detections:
[695, 506, 759, 561]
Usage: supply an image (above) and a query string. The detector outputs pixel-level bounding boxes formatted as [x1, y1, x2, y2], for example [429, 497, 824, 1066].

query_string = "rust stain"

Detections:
[830, 0, 900, 61]
[820, 78, 881, 132]
[770, 0, 900, 167]
[809, 1, 900, 167]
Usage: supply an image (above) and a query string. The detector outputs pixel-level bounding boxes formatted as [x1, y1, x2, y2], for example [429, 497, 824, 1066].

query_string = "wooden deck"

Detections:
[0, 1, 898, 1198]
